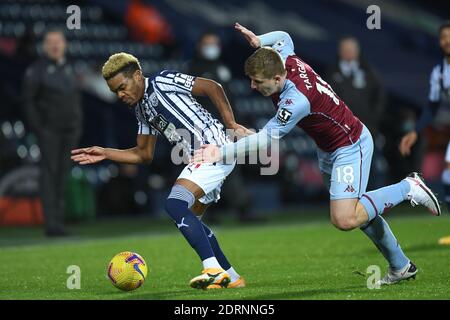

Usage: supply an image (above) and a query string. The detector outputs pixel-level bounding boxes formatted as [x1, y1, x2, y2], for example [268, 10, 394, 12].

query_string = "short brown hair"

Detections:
[244, 47, 286, 79]
[102, 52, 141, 80]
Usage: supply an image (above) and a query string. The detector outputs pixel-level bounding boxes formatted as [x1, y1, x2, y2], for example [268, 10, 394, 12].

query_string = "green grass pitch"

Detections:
[1, 208, 449, 300]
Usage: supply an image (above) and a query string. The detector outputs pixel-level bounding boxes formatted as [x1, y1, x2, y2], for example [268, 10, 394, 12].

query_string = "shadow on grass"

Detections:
[356, 242, 449, 257]
[241, 285, 376, 300]
[115, 285, 373, 300]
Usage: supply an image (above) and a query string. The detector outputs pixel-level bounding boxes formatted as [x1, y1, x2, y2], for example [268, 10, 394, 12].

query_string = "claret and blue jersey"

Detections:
[260, 31, 363, 153]
[255, 31, 374, 201]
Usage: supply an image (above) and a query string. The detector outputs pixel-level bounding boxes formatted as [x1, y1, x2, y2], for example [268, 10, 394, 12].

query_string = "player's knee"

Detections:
[332, 221, 354, 231]
[164, 197, 180, 213]
[165, 185, 195, 214]
[331, 214, 358, 231]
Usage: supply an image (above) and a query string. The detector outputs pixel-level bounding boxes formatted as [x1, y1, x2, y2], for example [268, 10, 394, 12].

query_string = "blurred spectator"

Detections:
[21, 29, 82, 237]
[188, 32, 257, 223]
[325, 36, 387, 189]
[382, 106, 426, 183]
[189, 32, 233, 87]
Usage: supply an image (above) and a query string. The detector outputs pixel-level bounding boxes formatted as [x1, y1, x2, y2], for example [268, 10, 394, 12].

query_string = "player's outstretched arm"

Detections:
[235, 22, 295, 60]
[192, 77, 254, 137]
[234, 22, 261, 48]
[71, 146, 107, 165]
[192, 90, 310, 164]
[191, 129, 270, 164]
[71, 134, 157, 165]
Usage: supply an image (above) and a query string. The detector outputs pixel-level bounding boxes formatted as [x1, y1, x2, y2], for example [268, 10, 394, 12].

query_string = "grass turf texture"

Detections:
[0, 207, 449, 300]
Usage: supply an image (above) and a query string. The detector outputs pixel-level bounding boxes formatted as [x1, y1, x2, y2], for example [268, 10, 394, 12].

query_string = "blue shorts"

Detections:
[317, 125, 374, 200]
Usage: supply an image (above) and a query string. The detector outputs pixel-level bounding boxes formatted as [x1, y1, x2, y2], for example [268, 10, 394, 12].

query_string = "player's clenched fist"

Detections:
[71, 146, 106, 165]
[235, 22, 261, 48]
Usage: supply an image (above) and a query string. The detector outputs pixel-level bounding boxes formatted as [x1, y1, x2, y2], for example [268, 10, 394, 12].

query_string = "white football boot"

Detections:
[404, 172, 441, 216]
[376, 261, 418, 286]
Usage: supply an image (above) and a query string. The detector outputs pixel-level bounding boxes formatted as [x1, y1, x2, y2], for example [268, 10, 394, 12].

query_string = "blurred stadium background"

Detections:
[0, 0, 449, 232]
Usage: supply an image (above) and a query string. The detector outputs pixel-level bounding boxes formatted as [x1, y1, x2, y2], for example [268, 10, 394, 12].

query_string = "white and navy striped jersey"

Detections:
[429, 58, 450, 105]
[134, 70, 229, 155]
[416, 58, 450, 132]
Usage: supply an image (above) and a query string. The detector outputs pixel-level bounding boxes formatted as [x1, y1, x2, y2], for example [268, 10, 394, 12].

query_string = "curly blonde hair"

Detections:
[102, 52, 142, 80]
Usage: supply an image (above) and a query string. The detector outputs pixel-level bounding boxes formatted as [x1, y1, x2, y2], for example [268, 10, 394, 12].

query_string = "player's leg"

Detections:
[327, 126, 374, 231]
[165, 178, 222, 268]
[359, 172, 441, 219]
[165, 178, 230, 289]
[329, 201, 414, 283]
[328, 147, 411, 230]
[358, 128, 441, 218]
[332, 175, 412, 230]
[190, 199, 245, 289]
[169, 161, 236, 289]
[328, 126, 416, 284]
[357, 128, 421, 284]
[330, 126, 440, 231]
[191, 201, 233, 272]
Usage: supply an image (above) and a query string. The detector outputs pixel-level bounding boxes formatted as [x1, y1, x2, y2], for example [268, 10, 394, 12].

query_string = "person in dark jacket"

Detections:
[22, 29, 82, 236]
[325, 36, 387, 189]
[188, 32, 257, 223]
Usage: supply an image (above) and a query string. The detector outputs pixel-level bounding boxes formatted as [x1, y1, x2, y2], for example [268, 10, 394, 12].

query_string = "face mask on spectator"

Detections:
[201, 45, 221, 60]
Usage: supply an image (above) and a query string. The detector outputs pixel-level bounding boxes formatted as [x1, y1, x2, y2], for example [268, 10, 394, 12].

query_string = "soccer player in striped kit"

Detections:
[194, 23, 442, 285]
[71, 53, 251, 289]
[399, 21, 450, 245]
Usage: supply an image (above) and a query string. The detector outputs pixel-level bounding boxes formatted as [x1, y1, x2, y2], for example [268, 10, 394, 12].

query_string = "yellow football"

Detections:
[107, 251, 148, 291]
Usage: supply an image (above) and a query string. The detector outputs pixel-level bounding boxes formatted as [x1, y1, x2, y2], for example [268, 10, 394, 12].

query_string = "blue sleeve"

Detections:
[263, 89, 310, 139]
[219, 88, 310, 162]
[415, 65, 441, 133]
[258, 31, 295, 61]
[414, 101, 440, 133]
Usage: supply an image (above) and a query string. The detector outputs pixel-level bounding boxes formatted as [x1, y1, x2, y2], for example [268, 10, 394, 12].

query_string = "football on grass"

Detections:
[107, 251, 148, 291]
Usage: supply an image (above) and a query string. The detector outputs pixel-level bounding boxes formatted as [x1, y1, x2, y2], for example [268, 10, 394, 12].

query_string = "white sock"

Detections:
[202, 257, 221, 269]
[226, 267, 240, 282]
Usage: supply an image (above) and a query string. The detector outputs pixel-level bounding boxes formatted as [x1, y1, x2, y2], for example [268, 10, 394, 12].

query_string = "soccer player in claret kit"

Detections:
[71, 53, 252, 289]
[193, 23, 442, 285]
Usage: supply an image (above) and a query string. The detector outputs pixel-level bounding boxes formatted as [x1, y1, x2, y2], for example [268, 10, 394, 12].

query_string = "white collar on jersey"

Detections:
[134, 77, 150, 108]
